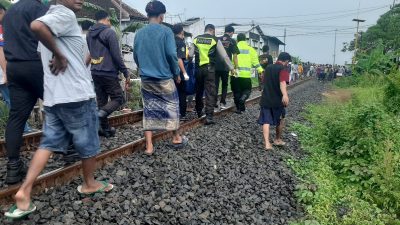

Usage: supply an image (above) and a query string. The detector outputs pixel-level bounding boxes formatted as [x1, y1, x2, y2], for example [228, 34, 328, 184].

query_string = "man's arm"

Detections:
[30, 21, 67, 75]
[106, 30, 129, 78]
[280, 81, 289, 107]
[165, 31, 180, 79]
[0, 47, 7, 83]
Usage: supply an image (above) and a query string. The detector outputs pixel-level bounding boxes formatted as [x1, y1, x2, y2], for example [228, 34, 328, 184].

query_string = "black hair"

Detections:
[172, 24, 184, 35]
[145, 0, 166, 18]
[225, 25, 234, 33]
[237, 33, 246, 42]
[0, 3, 6, 11]
[278, 52, 292, 62]
[204, 24, 215, 32]
[95, 10, 109, 21]
[262, 45, 270, 53]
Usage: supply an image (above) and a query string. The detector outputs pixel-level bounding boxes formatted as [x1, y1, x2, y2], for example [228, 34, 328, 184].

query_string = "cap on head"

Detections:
[172, 24, 184, 35]
[95, 10, 109, 22]
[205, 24, 215, 32]
[237, 33, 246, 42]
[145, 0, 166, 18]
[225, 25, 234, 33]
[278, 52, 292, 62]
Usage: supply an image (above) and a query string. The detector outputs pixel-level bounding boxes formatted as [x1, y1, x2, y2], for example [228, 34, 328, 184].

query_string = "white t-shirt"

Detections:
[37, 5, 95, 107]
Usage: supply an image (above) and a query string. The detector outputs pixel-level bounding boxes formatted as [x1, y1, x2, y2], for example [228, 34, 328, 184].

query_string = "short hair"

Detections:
[237, 33, 246, 42]
[95, 10, 109, 21]
[0, 3, 6, 11]
[262, 45, 270, 52]
[204, 24, 215, 32]
[172, 24, 183, 35]
[145, 1, 166, 18]
[278, 52, 292, 62]
[225, 25, 234, 33]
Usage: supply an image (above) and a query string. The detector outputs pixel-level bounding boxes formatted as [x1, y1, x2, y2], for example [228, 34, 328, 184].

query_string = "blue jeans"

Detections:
[39, 99, 100, 159]
[0, 84, 32, 133]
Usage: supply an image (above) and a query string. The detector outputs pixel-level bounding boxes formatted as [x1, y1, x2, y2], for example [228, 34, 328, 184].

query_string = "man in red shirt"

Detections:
[258, 52, 291, 151]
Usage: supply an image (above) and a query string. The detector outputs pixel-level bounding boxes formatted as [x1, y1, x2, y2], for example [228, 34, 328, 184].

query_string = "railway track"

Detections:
[0, 79, 310, 205]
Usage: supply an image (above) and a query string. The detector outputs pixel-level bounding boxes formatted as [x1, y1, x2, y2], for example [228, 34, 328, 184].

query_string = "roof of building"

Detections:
[177, 17, 202, 26]
[50, 0, 146, 22]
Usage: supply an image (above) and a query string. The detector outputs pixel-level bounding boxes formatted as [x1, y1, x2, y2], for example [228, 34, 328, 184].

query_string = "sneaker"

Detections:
[180, 116, 189, 121]
[197, 111, 205, 119]
[235, 110, 242, 114]
[220, 103, 227, 110]
[205, 117, 215, 125]
[99, 127, 116, 138]
[6, 160, 27, 185]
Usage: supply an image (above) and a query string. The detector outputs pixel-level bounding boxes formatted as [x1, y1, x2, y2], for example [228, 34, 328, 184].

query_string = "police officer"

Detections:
[232, 33, 263, 114]
[193, 24, 234, 125]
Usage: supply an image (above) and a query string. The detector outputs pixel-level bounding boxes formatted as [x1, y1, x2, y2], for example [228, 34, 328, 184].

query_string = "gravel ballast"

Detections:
[1, 80, 328, 224]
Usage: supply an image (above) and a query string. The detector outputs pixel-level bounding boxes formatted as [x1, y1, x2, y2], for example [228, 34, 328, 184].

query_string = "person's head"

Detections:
[145, 0, 166, 24]
[262, 45, 270, 53]
[95, 10, 111, 27]
[225, 25, 234, 37]
[204, 24, 215, 36]
[58, 0, 84, 12]
[277, 52, 292, 66]
[237, 33, 246, 42]
[0, 4, 6, 24]
[172, 24, 184, 39]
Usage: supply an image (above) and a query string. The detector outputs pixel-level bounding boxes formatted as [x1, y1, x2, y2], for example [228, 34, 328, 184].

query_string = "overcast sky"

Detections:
[125, 0, 394, 65]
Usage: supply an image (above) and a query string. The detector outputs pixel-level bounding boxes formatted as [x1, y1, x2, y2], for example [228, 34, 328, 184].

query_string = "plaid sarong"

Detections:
[141, 78, 180, 131]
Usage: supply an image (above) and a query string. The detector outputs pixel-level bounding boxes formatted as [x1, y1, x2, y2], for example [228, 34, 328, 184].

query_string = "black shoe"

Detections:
[98, 109, 108, 118]
[6, 160, 27, 185]
[99, 127, 116, 138]
[205, 118, 215, 125]
[197, 111, 205, 119]
[235, 110, 242, 114]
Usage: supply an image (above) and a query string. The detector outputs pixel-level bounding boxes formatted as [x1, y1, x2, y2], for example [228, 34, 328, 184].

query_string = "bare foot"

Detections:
[80, 181, 113, 194]
[172, 136, 183, 144]
[145, 143, 154, 155]
[265, 144, 273, 151]
[14, 190, 31, 211]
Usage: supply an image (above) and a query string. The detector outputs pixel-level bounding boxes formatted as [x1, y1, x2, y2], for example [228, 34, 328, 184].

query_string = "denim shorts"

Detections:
[39, 99, 100, 159]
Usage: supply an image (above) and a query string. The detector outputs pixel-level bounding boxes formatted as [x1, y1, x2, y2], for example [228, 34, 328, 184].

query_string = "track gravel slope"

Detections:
[1, 80, 328, 225]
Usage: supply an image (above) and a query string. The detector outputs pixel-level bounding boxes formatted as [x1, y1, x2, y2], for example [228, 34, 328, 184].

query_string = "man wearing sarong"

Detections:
[134, 0, 188, 155]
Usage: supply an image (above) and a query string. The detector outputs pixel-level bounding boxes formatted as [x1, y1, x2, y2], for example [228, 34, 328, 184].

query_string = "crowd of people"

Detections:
[288, 62, 350, 83]
[2, 0, 292, 219]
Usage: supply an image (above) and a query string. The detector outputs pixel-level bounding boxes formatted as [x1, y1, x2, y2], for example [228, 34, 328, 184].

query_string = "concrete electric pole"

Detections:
[352, 18, 365, 63]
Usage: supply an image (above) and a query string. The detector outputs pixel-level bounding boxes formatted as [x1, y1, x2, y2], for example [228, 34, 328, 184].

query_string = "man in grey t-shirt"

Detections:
[5, 0, 113, 219]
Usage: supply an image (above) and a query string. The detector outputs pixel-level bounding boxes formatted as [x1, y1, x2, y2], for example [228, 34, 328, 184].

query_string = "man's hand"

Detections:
[231, 69, 238, 77]
[125, 77, 131, 91]
[282, 94, 289, 107]
[2, 73, 7, 84]
[183, 73, 190, 81]
[49, 54, 68, 75]
[175, 75, 181, 84]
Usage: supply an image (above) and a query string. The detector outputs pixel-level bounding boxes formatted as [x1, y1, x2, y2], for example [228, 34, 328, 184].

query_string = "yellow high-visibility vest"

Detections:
[193, 34, 218, 66]
[237, 41, 263, 78]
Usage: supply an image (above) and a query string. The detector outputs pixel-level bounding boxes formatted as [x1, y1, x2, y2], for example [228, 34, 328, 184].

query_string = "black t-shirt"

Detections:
[260, 62, 289, 108]
[3, 0, 48, 61]
[259, 53, 274, 69]
[216, 34, 240, 71]
[175, 37, 186, 60]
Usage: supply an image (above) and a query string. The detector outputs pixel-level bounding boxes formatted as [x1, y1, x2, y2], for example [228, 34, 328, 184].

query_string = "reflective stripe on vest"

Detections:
[238, 67, 251, 71]
[194, 37, 217, 66]
[240, 49, 250, 54]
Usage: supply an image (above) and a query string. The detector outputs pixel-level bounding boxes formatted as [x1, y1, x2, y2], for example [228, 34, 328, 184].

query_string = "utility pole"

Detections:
[119, 0, 122, 29]
[283, 28, 286, 52]
[333, 29, 337, 66]
[352, 18, 365, 63]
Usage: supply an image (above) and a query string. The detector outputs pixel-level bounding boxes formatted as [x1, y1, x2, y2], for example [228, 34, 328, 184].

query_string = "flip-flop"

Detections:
[172, 136, 189, 149]
[77, 181, 114, 196]
[5, 202, 36, 219]
[273, 142, 287, 147]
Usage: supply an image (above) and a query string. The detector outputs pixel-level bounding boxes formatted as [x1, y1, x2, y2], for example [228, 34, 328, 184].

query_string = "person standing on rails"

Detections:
[232, 33, 263, 114]
[134, 1, 188, 156]
[172, 24, 190, 121]
[87, 10, 130, 138]
[214, 25, 239, 110]
[2, 0, 48, 185]
[258, 45, 274, 89]
[193, 24, 235, 125]
[258, 52, 291, 151]
[5, 0, 114, 219]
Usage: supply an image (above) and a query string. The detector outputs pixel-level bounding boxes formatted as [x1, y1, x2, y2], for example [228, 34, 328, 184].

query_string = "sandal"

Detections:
[5, 202, 36, 219]
[171, 136, 189, 149]
[77, 181, 114, 196]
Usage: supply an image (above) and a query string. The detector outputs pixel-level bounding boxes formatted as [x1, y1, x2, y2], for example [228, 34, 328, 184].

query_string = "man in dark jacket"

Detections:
[87, 10, 130, 138]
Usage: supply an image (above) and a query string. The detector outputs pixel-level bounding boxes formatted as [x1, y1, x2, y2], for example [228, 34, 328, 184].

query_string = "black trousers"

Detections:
[6, 61, 44, 161]
[215, 70, 229, 105]
[231, 77, 252, 111]
[195, 65, 216, 118]
[176, 78, 187, 117]
[92, 75, 125, 129]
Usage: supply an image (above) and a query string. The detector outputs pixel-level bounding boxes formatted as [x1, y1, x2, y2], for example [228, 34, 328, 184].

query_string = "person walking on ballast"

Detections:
[87, 10, 130, 138]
